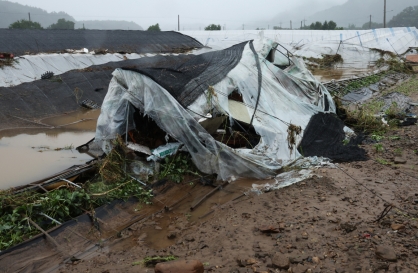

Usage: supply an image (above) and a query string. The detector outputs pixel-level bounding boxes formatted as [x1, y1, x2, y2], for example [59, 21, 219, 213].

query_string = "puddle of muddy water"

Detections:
[140, 178, 271, 250]
[312, 67, 375, 82]
[0, 109, 100, 189]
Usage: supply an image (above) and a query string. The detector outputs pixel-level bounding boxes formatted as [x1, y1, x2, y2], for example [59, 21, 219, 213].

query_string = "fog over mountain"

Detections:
[0, 0, 142, 29]
[3, 0, 346, 31]
[305, 0, 418, 28]
[2, 0, 416, 31]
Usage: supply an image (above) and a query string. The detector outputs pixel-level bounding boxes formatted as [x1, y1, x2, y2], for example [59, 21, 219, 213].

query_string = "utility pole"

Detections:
[242, 24, 244, 30]
[279, 22, 282, 28]
[370, 15, 372, 29]
[28, 12, 31, 21]
[383, 0, 386, 28]
[301, 21, 302, 29]
[290, 20, 292, 30]
[178, 15, 180, 31]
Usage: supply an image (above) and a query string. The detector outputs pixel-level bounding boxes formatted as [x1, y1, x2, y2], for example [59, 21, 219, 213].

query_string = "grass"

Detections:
[344, 74, 383, 93]
[374, 143, 384, 153]
[132, 255, 177, 267]
[376, 158, 390, 165]
[394, 148, 402, 155]
[386, 74, 418, 96]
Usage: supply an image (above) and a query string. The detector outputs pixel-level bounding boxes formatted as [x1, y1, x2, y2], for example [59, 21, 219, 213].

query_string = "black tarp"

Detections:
[123, 42, 248, 107]
[298, 113, 367, 162]
[0, 29, 202, 56]
[0, 55, 194, 130]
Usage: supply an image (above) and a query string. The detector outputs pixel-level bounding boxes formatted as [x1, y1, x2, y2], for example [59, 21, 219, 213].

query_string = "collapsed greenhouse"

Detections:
[91, 36, 367, 182]
[1, 27, 417, 272]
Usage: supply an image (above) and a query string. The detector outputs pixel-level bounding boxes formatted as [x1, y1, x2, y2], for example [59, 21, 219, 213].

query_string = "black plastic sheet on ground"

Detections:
[298, 113, 367, 162]
[0, 29, 203, 56]
[0, 55, 194, 129]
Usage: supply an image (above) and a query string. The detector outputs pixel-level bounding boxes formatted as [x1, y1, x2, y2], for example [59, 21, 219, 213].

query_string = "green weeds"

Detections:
[0, 136, 153, 251]
[374, 143, 384, 152]
[132, 255, 177, 267]
[159, 153, 199, 183]
[376, 158, 390, 165]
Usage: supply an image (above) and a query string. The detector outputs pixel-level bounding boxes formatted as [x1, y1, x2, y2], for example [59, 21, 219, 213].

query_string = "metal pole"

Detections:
[384, 0, 386, 28]
[290, 20, 292, 30]
[178, 15, 180, 31]
[28, 12, 31, 21]
[370, 15, 372, 29]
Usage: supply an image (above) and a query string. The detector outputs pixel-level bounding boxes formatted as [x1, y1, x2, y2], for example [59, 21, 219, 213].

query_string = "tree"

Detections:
[147, 23, 161, 31]
[9, 19, 43, 29]
[328, 21, 337, 30]
[48, 18, 75, 29]
[388, 6, 418, 28]
[205, 24, 221, 31]
[307, 20, 338, 30]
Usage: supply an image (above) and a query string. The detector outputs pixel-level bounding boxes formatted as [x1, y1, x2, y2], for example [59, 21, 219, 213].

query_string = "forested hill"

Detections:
[0, 1, 143, 30]
[0, 1, 75, 28]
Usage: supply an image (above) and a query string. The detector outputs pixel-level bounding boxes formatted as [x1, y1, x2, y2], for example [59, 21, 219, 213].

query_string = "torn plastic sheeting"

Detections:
[378, 92, 413, 113]
[250, 156, 336, 194]
[251, 169, 313, 194]
[94, 37, 335, 181]
[181, 28, 418, 69]
[342, 87, 373, 104]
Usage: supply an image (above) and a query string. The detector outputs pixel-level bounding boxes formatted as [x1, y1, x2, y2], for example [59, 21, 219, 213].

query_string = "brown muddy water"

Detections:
[312, 67, 375, 82]
[0, 109, 100, 189]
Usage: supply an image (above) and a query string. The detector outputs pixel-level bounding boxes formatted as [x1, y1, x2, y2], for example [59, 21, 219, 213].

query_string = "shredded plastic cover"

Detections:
[95, 37, 336, 180]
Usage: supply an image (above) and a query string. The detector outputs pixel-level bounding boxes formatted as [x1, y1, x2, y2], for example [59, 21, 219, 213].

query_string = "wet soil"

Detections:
[57, 120, 418, 273]
[56, 88, 418, 273]
[3, 78, 418, 273]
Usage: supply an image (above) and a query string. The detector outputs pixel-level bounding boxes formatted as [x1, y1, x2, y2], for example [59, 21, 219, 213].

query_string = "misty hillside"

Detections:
[307, 0, 418, 28]
[269, 0, 341, 29]
[0, 1, 143, 30]
[0, 0, 75, 28]
[75, 20, 143, 30]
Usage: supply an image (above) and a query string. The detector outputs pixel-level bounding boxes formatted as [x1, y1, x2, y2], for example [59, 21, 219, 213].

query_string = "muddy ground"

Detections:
[2, 74, 416, 273]
[58, 118, 418, 272]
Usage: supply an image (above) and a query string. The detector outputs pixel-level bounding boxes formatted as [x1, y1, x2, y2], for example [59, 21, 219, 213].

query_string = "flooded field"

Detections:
[0, 109, 100, 189]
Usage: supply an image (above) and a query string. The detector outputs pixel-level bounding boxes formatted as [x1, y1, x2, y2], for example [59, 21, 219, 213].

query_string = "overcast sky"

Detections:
[8, 0, 348, 30]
